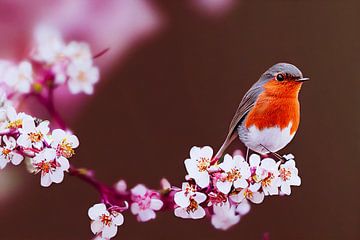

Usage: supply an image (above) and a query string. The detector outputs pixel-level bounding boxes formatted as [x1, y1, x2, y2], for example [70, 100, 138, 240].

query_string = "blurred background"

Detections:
[0, 0, 359, 239]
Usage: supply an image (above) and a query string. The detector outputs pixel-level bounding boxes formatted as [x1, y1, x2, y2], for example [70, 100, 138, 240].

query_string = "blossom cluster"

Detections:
[0, 25, 99, 95]
[173, 146, 301, 230]
[0, 99, 78, 187]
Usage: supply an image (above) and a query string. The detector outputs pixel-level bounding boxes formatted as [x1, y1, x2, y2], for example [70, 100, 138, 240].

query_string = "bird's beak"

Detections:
[296, 77, 310, 82]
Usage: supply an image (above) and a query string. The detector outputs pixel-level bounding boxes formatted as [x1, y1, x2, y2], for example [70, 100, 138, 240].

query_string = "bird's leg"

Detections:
[259, 144, 287, 163]
[245, 147, 250, 162]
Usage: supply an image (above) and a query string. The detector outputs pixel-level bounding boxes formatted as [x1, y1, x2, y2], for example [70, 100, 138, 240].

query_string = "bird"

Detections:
[214, 63, 309, 161]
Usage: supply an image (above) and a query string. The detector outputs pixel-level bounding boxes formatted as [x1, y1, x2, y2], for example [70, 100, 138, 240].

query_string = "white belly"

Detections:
[238, 122, 295, 154]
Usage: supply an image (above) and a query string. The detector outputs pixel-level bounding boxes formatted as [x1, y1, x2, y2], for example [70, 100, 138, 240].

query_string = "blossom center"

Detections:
[57, 139, 75, 158]
[243, 189, 253, 199]
[77, 71, 87, 82]
[7, 119, 22, 129]
[35, 160, 59, 174]
[197, 157, 210, 172]
[261, 172, 275, 187]
[2, 148, 11, 156]
[279, 168, 292, 181]
[225, 168, 241, 182]
[29, 132, 43, 143]
[100, 214, 112, 226]
[186, 198, 199, 213]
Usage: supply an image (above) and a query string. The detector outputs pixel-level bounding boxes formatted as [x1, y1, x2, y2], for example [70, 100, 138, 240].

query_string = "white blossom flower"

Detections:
[64, 41, 93, 66]
[32, 25, 65, 64]
[130, 184, 163, 222]
[230, 184, 264, 204]
[211, 201, 240, 230]
[17, 117, 49, 149]
[50, 129, 79, 158]
[174, 182, 207, 219]
[276, 160, 301, 195]
[256, 158, 280, 196]
[88, 203, 124, 239]
[2, 106, 29, 130]
[216, 154, 251, 194]
[184, 146, 214, 188]
[67, 62, 99, 94]
[4, 61, 33, 93]
[32, 148, 69, 187]
[0, 136, 23, 169]
[235, 199, 251, 216]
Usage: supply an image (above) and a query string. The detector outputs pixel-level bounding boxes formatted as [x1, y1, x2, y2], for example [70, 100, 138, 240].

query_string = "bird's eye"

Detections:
[276, 74, 285, 81]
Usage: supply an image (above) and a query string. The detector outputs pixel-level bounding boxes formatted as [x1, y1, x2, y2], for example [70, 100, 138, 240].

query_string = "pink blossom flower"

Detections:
[184, 146, 214, 188]
[211, 201, 240, 230]
[256, 158, 280, 196]
[276, 160, 301, 195]
[0, 136, 23, 169]
[130, 184, 163, 222]
[174, 182, 207, 219]
[32, 148, 69, 187]
[88, 203, 124, 239]
[4, 61, 34, 93]
[17, 117, 49, 149]
[50, 129, 79, 158]
[216, 154, 251, 194]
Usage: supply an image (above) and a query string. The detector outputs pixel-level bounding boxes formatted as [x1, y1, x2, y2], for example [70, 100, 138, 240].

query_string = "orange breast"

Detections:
[245, 80, 302, 134]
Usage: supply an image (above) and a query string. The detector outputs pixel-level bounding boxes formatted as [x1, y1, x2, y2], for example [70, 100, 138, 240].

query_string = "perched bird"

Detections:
[214, 63, 309, 160]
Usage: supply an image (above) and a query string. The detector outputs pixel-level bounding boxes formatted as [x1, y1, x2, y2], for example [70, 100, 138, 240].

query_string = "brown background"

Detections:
[0, 0, 359, 239]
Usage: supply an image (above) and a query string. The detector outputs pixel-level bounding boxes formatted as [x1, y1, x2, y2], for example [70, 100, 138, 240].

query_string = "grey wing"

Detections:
[225, 81, 265, 141]
[214, 81, 265, 159]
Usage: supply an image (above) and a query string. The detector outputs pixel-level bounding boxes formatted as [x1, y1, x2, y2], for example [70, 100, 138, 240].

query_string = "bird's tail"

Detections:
[212, 132, 237, 162]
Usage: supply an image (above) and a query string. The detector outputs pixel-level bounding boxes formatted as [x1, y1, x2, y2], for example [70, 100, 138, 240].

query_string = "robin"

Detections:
[214, 63, 309, 161]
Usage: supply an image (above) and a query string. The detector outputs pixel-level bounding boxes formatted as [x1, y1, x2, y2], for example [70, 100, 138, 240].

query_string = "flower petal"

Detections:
[150, 199, 163, 211]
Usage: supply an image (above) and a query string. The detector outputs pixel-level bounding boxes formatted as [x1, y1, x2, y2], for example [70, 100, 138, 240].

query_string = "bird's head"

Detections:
[260, 63, 309, 97]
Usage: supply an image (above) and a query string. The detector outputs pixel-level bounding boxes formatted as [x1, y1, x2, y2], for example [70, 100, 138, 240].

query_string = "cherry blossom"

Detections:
[2, 106, 29, 130]
[216, 154, 251, 194]
[256, 158, 280, 196]
[277, 160, 301, 195]
[67, 62, 99, 94]
[211, 201, 240, 230]
[32, 25, 65, 64]
[235, 199, 251, 216]
[0, 136, 23, 169]
[130, 184, 163, 222]
[64, 41, 93, 66]
[50, 129, 79, 158]
[184, 146, 214, 188]
[32, 148, 69, 187]
[88, 203, 124, 239]
[17, 117, 49, 149]
[230, 184, 265, 204]
[174, 182, 207, 219]
[4, 61, 33, 93]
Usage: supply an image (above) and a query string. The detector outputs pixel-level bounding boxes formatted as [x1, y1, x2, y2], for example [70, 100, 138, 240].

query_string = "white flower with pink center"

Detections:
[50, 129, 79, 159]
[276, 160, 301, 195]
[216, 154, 251, 194]
[174, 182, 207, 219]
[0, 136, 23, 169]
[64, 41, 93, 66]
[17, 117, 49, 149]
[184, 146, 214, 188]
[67, 62, 99, 95]
[230, 184, 264, 204]
[130, 184, 163, 222]
[4, 61, 33, 93]
[256, 158, 280, 196]
[211, 201, 240, 230]
[32, 148, 69, 187]
[88, 203, 124, 239]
